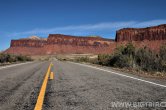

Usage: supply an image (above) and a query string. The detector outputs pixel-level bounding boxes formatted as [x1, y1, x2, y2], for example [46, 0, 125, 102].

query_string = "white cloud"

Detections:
[8, 19, 166, 37]
[133, 20, 166, 27]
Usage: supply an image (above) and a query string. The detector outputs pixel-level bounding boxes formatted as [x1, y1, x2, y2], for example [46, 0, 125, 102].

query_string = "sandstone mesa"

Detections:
[5, 24, 166, 55]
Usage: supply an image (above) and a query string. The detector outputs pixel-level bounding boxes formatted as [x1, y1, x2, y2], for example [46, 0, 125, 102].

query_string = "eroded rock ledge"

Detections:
[5, 24, 166, 55]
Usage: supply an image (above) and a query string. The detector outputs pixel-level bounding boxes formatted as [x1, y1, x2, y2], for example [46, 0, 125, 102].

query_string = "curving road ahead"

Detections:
[0, 61, 166, 110]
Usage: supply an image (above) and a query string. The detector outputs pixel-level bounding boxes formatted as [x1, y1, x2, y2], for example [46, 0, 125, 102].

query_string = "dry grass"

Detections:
[55, 54, 98, 61]
[31, 54, 98, 61]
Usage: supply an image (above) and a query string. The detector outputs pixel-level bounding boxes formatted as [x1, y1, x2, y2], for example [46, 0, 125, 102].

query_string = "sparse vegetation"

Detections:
[75, 57, 89, 62]
[135, 47, 156, 71]
[108, 43, 166, 73]
[109, 43, 135, 68]
[74, 43, 166, 74]
[98, 54, 111, 66]
[0, 53, 32, 64]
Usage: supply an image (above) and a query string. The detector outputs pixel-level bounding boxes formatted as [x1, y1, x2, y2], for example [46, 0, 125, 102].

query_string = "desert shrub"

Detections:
[57, 58, 68, 61]
[159, 44, 166, 71]
[75, 57, 89, 62]
[88, 58, 99, 64]
[95, 43, 135, 68]
[109, 54, 130, 68]
[122, 43, 135, 57]
[135, 47, 157, 71]
[0, 53, 32, 63]
[98, 54, 111, 65]
[95, 43, 166, 73]
[16, 55, 27, 61]
[0, 53, 6, 63]
[0, 54, 13, 63]
[109, 43, 135, 68]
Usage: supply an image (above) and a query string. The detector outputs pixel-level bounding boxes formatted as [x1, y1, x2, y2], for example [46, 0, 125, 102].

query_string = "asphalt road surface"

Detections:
[0, 61, 166, 110]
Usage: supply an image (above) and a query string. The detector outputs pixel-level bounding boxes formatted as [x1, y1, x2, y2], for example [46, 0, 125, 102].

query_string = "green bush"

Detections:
[122, 43, 135, 57]
[75, 57, 89, 62]
[109, 54, 130, 68]
[159, 44, 166, 71]
[0, 53, 32, 63]
[135, 47, 157, 71]
[96, 43, 166, 72]
[109, 43, 135, 68]
[98, 54, 111, 65]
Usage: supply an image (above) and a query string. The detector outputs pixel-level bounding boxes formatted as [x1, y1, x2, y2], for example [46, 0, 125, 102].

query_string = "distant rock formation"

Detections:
[10, 39, 47, 48]
[5, 24, 166, 55]
[5, 34, 116, 55]
[115, 24, 166, 51]
[47, 34, 114, 46]
[115, 24, 166, 42]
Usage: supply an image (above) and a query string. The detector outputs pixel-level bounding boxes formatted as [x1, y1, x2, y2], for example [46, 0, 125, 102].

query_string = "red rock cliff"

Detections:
[5, 24, 166, 55]
[115, 24, 166, 51]
[115, 24, 166, 42]
[11, 39, 47, 47]
[47, 34, 113, 47]
[5, 34, 116, 55]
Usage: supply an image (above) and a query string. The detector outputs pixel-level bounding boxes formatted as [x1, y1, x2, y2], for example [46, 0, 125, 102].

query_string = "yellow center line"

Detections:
[34, 62, 53, 110]
[50, 72, 54, 80]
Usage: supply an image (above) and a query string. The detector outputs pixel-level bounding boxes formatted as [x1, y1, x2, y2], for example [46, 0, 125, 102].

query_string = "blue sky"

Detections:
[0, 0, 166, 50]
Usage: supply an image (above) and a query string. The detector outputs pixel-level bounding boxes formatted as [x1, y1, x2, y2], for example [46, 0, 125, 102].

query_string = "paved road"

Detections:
[0, 61, 166, 110]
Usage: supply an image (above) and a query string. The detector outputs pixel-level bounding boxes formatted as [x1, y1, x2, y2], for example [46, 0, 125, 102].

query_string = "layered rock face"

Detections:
[5, 24, 166, 55]
[116, 24, 166, 42]
[5, 34, 116, 55]
[115, 24, 166, 51]
[47, 34, 113, 46]
[11, 39, 47, 47]
[44, 34, 116, 55]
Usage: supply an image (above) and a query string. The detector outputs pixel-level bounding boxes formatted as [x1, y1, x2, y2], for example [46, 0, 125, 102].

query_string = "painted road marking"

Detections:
[0, 62, 33, 70]
[34, 63, 53, 110]
[50, 72, 54, 80]
[69, 62, 166, 88]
